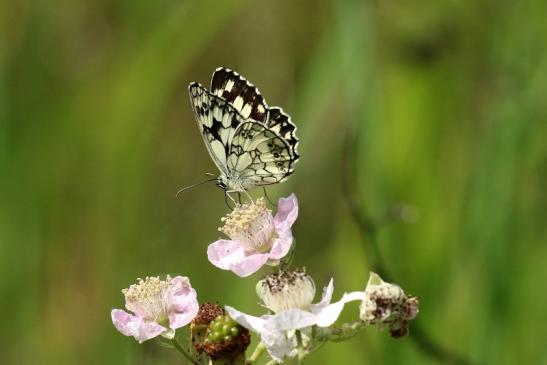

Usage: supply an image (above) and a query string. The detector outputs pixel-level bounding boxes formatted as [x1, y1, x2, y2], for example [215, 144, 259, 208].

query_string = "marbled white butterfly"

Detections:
[188, 67, 299, 193]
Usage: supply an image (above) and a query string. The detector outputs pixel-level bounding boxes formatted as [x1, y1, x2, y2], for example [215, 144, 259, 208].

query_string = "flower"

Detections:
[207, 194, 298, 277]
[225, 271, 364, 361]
[359, 272, 419, 338]
[111, 275, 199, 342]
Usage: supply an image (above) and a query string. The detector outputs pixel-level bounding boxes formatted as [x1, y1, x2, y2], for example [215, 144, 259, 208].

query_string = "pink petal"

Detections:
[208, 240, 269, 277]
[169, 306, 198, 329]
[207, 240, 245, 270]
[268, 228, 294, 260]
[168, 277, 199, 329]
[111, 309, 165, 342]
[274, 194, 298, 228]
[230, 253, 270, 277]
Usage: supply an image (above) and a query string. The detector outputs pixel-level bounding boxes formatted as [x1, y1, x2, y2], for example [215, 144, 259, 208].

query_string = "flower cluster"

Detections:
[111, 194, 419, 364]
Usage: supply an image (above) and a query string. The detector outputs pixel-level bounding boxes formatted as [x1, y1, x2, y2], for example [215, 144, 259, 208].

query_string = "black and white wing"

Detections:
[264, 107, 299, 162]
[211, 67, 269, 122]
[188, 82, 247, 175]
[227, 121, 298, 186]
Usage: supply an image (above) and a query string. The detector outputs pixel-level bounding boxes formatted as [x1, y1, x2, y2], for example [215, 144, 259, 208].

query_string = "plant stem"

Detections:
[264, 360, 277, 365]
[247, 342, 266, 364]
[171, 338, 200, 365]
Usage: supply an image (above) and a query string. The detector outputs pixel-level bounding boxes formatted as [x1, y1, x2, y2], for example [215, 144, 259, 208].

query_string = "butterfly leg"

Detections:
[242, 189, 254, 203]
[237, 192, 242, 204]
[224, 191, 235, 210]
[262, 187, 275, 206]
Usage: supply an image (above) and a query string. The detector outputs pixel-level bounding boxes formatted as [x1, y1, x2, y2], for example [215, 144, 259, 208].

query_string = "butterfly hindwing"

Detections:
[265, 107, 299, 161]
[227, 122, 296, 186]
[211, 67, 268, 122]
[189, 82, 247, 175]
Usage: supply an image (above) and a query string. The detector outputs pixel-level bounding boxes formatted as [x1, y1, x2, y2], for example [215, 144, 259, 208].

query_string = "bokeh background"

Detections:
[2, 0, 546, 364]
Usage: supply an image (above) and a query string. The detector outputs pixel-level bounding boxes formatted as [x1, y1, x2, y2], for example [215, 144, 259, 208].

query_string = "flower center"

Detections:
[123, 276, 172, 322]
[257, 270, 316, 313]
[219, 198, 276, 253]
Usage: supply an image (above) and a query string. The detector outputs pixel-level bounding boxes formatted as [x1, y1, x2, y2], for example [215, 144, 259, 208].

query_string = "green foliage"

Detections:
[1, 0, 546, 364]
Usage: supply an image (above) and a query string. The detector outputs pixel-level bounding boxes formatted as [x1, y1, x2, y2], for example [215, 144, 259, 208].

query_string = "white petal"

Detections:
[261, 329, 298, 362]
[316, 278, 334, 307]
[265, 309, 318, 331]
[225, 306, 267, 333]
[310, 291, 365, 327]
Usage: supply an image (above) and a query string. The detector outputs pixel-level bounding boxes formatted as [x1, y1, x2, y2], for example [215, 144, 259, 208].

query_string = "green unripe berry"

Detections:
[222, 324, 231, 334]
[230, 327, 239, 336]
[224, 335, 232, 342]
[212, 331, 223, 341]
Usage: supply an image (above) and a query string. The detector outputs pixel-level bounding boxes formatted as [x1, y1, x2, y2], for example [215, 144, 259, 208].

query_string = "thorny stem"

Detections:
[342, 124, 476, 365]
[246, 342, 266, 364]
[171, 338, 200, 365]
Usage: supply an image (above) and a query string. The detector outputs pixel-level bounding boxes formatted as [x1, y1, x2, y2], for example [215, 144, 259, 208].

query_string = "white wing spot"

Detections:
[233, 96, 244, 111]
[225, 80, 234, 92]
[241, 104, 252, 118]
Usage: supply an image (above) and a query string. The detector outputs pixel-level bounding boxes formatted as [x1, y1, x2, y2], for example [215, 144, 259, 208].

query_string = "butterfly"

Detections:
[188, 67, 299, 193]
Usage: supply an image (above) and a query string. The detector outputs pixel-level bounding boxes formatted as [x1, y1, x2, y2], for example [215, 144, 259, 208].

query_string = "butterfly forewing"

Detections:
[211, 68, 268, 122]
[189, 82, 247, 175]
[228, 122, 296, 186]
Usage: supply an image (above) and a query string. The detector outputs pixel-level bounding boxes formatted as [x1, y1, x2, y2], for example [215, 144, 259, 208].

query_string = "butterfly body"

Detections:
[189, 68, 299, 193]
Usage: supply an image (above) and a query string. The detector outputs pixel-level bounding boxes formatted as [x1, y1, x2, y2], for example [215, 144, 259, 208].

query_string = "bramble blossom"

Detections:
[225, 270, 364, 361]
[207, 194, 298, 277]
[111, 275, 199, 342]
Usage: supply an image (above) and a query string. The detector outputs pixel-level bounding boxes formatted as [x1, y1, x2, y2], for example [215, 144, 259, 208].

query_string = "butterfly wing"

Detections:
[227, 121, 298, 186]
[264, 107, 299, 162]
[188, 82, 247, 175]
[211, 67, 269, 122]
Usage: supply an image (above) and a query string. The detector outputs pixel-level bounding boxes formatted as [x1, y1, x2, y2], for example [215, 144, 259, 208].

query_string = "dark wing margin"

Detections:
[211, 67, 269, 122]
[188, 82, 247, 175]
[265, 107, 299, 163]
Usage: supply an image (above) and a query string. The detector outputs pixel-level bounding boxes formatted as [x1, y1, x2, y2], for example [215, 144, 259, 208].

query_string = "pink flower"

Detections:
[207, 194, 298, 277]
[111, 275, 199, 342]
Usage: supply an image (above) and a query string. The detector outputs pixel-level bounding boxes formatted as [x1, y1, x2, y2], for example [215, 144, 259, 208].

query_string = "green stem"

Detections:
[171, 338, 200, 365]
[246, 341, 266, 364]
[264, 360, 277, 365]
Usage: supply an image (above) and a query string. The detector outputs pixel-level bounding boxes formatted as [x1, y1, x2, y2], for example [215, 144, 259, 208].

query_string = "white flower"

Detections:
[226, 272, 363, 361]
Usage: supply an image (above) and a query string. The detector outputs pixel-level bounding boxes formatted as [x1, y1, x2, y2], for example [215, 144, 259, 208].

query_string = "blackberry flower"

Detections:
[111, 276, 199, 342]
[207, 194, 298, 277]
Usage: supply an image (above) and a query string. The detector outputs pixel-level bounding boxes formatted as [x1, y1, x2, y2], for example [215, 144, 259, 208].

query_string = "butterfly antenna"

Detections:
[176, 178, 217, 198]
[263, 187, 275, 206]
[204, 172, 216, 177]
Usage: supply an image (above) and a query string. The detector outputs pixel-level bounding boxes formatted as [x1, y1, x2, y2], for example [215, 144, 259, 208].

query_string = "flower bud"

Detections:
[359, 272, 419, 338]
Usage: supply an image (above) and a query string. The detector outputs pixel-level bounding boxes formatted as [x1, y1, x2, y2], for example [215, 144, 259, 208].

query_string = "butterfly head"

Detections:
[216, 178, 228, 191]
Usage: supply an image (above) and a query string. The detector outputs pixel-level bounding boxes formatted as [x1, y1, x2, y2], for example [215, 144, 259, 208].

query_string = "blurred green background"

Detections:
[1, 0, 546, 364]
